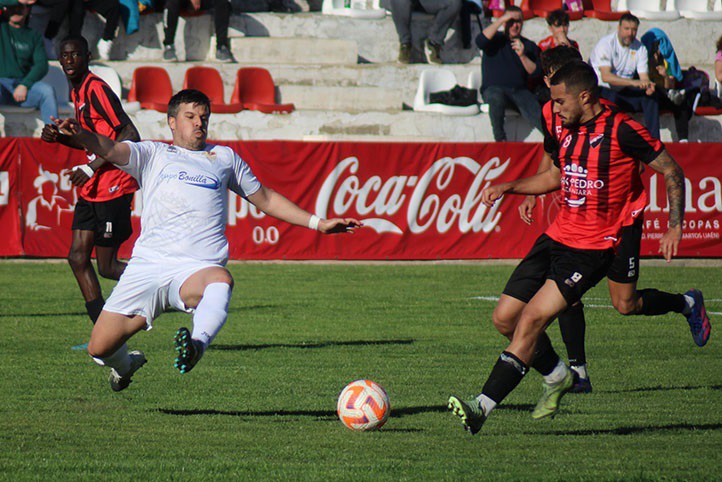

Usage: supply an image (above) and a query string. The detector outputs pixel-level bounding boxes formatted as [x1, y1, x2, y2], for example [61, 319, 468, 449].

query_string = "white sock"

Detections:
[543, 360, 568, 385]
[92, 343, 131, 375]
[475, 394, 497, 415]
[191, 282, 232, 351]
[570, 364, 588, 379]
[683, 294, 694, 316]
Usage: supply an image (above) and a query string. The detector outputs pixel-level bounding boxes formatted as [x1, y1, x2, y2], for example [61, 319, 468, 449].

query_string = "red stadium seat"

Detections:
[183, 66, 243, 114]
[128, 66, 173, 113]
[230, 68, 295, 114]
[491, 0, 535, 18]
[582, 0, 629, 19]
[527, 0, 583, 18]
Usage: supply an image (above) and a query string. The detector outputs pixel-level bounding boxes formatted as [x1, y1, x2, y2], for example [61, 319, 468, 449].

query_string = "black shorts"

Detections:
[606, 216, 643, 284]
[503, 234, 614, 306]
[71, 194, 133, 248]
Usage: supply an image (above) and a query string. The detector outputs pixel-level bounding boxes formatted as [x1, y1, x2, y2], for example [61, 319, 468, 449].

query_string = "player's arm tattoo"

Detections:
[649, 150, 685, 228]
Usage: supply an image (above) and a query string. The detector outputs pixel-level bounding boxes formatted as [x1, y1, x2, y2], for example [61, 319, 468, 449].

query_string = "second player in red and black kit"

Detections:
[41, 36, 141, 334]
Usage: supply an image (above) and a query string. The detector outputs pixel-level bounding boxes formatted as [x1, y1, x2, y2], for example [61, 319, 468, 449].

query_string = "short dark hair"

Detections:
[546, 9, 569, 26]
[59, 35, 89, 54]
[619, 12, 639, 25]
[716, 34, 722, 53]
[505, 5, 523, 14]
[168, 89, 211, 118]
[550, 60, 599, 100]
[540, 45, 582, 77]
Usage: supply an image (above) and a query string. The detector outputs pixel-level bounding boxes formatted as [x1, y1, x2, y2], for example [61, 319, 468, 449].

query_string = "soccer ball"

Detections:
[337, 379, 390, 431]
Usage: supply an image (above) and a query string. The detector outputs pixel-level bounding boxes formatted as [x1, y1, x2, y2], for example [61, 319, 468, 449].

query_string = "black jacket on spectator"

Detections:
[476, 32, 541, 92]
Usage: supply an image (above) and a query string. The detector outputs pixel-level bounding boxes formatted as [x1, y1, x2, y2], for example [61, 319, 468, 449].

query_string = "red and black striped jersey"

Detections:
[542, 104, 663, 250]
[71, 72, 138, 202]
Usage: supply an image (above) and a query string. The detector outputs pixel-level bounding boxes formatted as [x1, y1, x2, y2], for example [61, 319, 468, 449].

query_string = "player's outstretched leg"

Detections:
[174, 327, 204, 374]
[109, 350, 147, 391]
[684, 289, 711, 347]
[532, 365, 575, 420]
[448, 396, 487, 435]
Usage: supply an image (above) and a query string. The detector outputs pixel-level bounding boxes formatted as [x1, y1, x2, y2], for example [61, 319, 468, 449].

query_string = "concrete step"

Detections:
[281, 85, 402, 111]
[227, 37, 358, 64]
[78, 12, 721, 68]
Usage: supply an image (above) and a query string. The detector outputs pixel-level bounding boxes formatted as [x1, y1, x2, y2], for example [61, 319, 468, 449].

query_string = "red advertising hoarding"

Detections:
[0, 139, 720, 259]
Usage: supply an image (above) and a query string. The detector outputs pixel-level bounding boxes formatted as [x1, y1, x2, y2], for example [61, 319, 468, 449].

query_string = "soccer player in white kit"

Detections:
[53, 89, 362, 392]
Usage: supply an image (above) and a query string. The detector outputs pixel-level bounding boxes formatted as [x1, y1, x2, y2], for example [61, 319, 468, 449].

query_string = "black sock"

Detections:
[639, 289, 686, 316]
[529, 332, 561, 376]
[481, 351, 528, 404]
[558, 302, 586, 366]
[85, 297, 105, 324]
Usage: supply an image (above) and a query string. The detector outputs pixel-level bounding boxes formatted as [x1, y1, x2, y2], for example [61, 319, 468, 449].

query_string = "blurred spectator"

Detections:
[0, 3, 57, 122]
[714, 36, 722, 86]
[537, 9, 578, 52]
[641, 28, 691, 142]
[66, 0, 121, 60]
[589, 13, 660, 138]
[476, 6, 542, 141]
[390, 0, 461, 64]
[162, 0, 235, 62]
[2, 0, 68, 56]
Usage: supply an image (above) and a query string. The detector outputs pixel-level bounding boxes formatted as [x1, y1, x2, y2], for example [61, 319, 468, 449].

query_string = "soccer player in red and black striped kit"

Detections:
[520, 46, 711, 395]
[449, 61, 709, 435]
[41, 36, 140, 338]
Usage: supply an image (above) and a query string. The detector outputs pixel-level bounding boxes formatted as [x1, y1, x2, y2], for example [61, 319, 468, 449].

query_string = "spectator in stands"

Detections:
[476, 6, 542, 142]
[162, 0, 235, 63]
[0, 3, 57, 123]
[641, 28, 691, 142]
[2, 0, 67, 57]
[715, 35, 722, 86]
[537, 9, 578, 52]
[65, 0, 121, 60]
[390, 0, 461, 65]
[588, 13, 660, 138]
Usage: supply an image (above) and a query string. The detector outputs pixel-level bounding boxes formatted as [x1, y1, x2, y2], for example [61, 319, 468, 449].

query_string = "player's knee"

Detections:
[492, 309, 515, 337]
[209, 270, 234, 289]
[67, 248, 90, 271]
[613, 298, 637, 316]
[87, 339, 111, 359]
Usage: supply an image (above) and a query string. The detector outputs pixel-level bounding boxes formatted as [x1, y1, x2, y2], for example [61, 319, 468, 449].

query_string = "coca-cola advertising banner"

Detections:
[2, 139, 721, 259]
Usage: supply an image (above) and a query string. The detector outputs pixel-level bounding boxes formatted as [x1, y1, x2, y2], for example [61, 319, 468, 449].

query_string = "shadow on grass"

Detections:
[157, 403, 534, 420]
[209, 339, 415, 351]
[604, 384, 722, 393]
[0, 311, 87, 318]
[538, 423, 722, 436]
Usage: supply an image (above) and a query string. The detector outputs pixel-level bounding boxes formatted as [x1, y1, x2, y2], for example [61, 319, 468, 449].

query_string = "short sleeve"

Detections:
[592, 38, 612, 68]
[617, 119, 664, 164]
[636, 44, 648, 75]
[542, 110, 560, 164]
[228, 150, 262, 198]
[118, 140, 160, 186]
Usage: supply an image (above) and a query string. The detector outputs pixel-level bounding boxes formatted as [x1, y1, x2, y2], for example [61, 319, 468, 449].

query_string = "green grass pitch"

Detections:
[1, 262, 720, 480]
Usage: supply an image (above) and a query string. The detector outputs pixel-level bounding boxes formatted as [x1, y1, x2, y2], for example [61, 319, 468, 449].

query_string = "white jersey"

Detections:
[119, 141, 261, 265]
[589, 32, 648, 89]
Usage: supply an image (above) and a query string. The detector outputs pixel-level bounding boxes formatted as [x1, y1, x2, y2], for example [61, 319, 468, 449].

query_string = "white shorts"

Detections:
[103, 257, 223, 329]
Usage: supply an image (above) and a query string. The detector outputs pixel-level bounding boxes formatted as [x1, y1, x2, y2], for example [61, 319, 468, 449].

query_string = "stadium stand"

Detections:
[413, 69, 479, 115]
[619, 0, 680, 20]
[676, 0, 722, 20]
[581, 0, 628, 20]
[1, 10, 721, 142]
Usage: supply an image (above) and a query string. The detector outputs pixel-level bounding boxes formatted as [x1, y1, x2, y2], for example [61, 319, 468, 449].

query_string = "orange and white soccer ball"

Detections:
[337, 379, 390, 431]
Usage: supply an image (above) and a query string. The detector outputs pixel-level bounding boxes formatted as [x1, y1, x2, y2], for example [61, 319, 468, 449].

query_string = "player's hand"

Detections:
[190, 0, 201, 10]
[518, 195, 537, 225]
[13, 84, 28, 103]
[659, 225, 682, 262]
[481, 184, 507, 207]
[41, 123, 60, 143]
[53, 116, 81, 136]
[69, 165, 92, 187]
[499, 11, 514, 23]
[318, 218, 363, 234]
